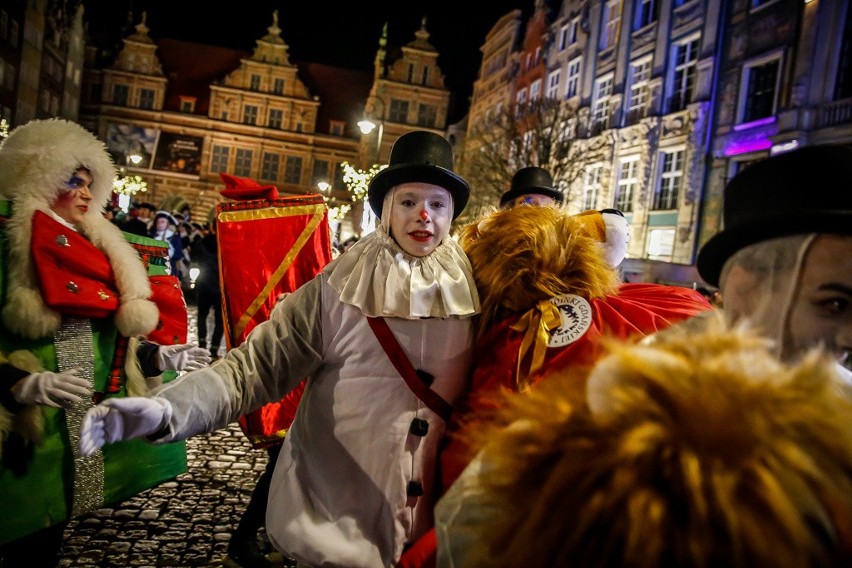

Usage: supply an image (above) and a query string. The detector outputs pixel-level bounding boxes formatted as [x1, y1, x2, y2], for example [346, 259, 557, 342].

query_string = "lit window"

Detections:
[615, 157, 638, 212]
[389, 99, 409, 123]
[113, 84, 129, 106]
[234, 149, 253, 176]
[600, 0, 623, 50]
[627, 58, 651, 121]
[268, 108, 283, 129]
[547, 70, 561, 99]
[559, 18, 579, 50]
[670, 36, 700, 112]
[243, 105, 258, 125]
[647, 228, 675, 260]
[284, 156, 303, 184]
[139, 88, 155, 109]
[634, 0, 657, 29]
[565, 58, 581, 99]
[583, 164, 603, 210]
[530, 79, 542, 102]
[739, 53, 781, 124]
[179, 97, 195, 113]
[210, 145, 229, 173]
[592, 74, 613, 130]
[417, 104, 437, 127]
[653, 149, 684, 210]
[261, 152, 280, 182]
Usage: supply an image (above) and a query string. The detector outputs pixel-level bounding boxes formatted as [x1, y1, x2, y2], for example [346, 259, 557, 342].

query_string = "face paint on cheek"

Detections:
[60, 176, 85, 194]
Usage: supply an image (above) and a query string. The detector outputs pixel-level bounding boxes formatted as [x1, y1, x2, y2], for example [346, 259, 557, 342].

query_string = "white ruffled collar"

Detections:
[325, 226, 480, 320]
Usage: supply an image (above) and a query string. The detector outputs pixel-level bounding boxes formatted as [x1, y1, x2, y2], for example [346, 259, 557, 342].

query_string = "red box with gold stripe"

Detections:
[216, 194, 333, 447]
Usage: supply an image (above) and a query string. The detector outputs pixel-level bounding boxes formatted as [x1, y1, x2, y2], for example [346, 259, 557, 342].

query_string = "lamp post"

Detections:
[358, 94, 388, 167]
[356, 95, 388, 235]
[358, 117, 383, 166]
[317, 180, 344, 244]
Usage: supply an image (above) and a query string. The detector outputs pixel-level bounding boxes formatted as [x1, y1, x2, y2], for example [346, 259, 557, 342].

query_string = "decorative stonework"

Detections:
[672, 0, 703, 34]
[631, 22, 657, 52]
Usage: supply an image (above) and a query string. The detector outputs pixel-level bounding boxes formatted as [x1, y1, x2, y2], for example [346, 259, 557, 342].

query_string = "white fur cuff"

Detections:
[115, 297, 159, 338]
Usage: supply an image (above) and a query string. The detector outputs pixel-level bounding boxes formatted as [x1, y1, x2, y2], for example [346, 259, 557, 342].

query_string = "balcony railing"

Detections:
[817, 97, 852, 129]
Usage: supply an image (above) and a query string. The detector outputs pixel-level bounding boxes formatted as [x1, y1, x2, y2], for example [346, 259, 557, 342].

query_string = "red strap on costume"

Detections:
[367, 317, 452, 422]
[396, 528, 437, 568]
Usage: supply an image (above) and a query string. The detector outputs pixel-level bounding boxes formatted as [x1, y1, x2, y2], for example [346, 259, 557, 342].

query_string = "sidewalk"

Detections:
[59, 304, 293, 567]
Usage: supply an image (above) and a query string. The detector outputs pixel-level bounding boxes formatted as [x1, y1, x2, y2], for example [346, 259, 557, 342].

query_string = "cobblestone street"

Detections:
[59, 303, 293, 567]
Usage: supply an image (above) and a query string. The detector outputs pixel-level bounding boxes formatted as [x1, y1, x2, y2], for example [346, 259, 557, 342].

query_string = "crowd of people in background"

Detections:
[4, 116, 851, 568]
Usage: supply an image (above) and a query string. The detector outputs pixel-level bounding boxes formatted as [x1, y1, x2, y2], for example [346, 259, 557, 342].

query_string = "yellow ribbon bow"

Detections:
[510, 299, 563, 392]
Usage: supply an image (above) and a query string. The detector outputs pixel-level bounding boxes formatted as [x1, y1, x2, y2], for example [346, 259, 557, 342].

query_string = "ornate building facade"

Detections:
[459, 0, 852, 284]
[3, 1, 852, 280]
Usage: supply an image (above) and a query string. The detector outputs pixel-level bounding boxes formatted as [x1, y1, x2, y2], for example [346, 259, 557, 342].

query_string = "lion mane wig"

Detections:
[458, 206, 621, 337]
[444, 315, 852, 568]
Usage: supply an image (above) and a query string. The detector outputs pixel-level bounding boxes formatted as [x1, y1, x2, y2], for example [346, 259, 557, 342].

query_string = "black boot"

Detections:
[226, 532, 271, 568]
[226, 445, 281, 568]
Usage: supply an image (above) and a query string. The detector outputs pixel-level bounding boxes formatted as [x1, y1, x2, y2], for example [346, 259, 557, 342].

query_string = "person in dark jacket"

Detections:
[194, 220, 224, 358]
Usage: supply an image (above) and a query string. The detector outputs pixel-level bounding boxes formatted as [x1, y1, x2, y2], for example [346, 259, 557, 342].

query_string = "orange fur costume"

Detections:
[436, 316, 852, 567]
[397, 206, 712, 568]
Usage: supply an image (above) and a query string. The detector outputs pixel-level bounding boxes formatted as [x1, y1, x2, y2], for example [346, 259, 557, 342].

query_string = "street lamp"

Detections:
[125, 139, 145, 168]
[358, 93, 389, 167]
[317, 180, 330, 192]
[358, 117, 384, 166]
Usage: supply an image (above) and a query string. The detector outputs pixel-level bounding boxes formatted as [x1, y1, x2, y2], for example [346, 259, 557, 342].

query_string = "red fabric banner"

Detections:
[216, 194, 333, 448]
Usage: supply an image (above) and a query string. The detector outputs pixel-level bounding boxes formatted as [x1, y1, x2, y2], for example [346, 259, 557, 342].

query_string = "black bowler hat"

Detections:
[154, 210, 178, 227]
[368, 131, 469, 219]
[499, 166, 564, 207]
[696, 144, 852, 287]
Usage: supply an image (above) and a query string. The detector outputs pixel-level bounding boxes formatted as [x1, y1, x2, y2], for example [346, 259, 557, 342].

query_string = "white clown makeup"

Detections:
[720, 234, 852, 366]
[382, 182, 453, 257]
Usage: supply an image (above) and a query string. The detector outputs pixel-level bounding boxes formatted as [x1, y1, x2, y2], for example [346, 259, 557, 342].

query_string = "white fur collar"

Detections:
[0, 119, 158, 339]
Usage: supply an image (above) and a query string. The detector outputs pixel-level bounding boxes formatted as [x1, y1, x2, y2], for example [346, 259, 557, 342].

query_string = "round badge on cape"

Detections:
[548, 294, 593, 347]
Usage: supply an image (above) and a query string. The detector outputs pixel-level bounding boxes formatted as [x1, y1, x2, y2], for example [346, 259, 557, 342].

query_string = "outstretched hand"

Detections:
[157, 343, 212, 372]
[79, 396, 173, 456]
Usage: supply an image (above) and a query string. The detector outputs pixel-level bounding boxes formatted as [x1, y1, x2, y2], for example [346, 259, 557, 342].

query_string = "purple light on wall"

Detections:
[723, 137, 773, 156]
[732, 115, 777, 132]
[722, 115, 779, 156]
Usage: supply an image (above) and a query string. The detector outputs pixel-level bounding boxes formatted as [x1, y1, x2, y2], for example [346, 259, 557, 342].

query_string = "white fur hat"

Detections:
[0, 119, 158, 339]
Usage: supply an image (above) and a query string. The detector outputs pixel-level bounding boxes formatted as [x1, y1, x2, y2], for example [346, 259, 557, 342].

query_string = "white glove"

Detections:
[157, 343, 212, 372]
[79, 397, 173, 457]
[13, 369, 91, 408]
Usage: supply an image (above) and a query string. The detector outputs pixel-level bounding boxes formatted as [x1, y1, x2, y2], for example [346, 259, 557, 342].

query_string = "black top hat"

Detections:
[696, 144, 852, 286]
[499, 166, 564, 207]
[368, 131, 469, 219]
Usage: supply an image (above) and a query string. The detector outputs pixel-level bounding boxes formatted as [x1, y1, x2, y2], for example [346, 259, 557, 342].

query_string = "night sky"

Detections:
[84, 0, 543, 123]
